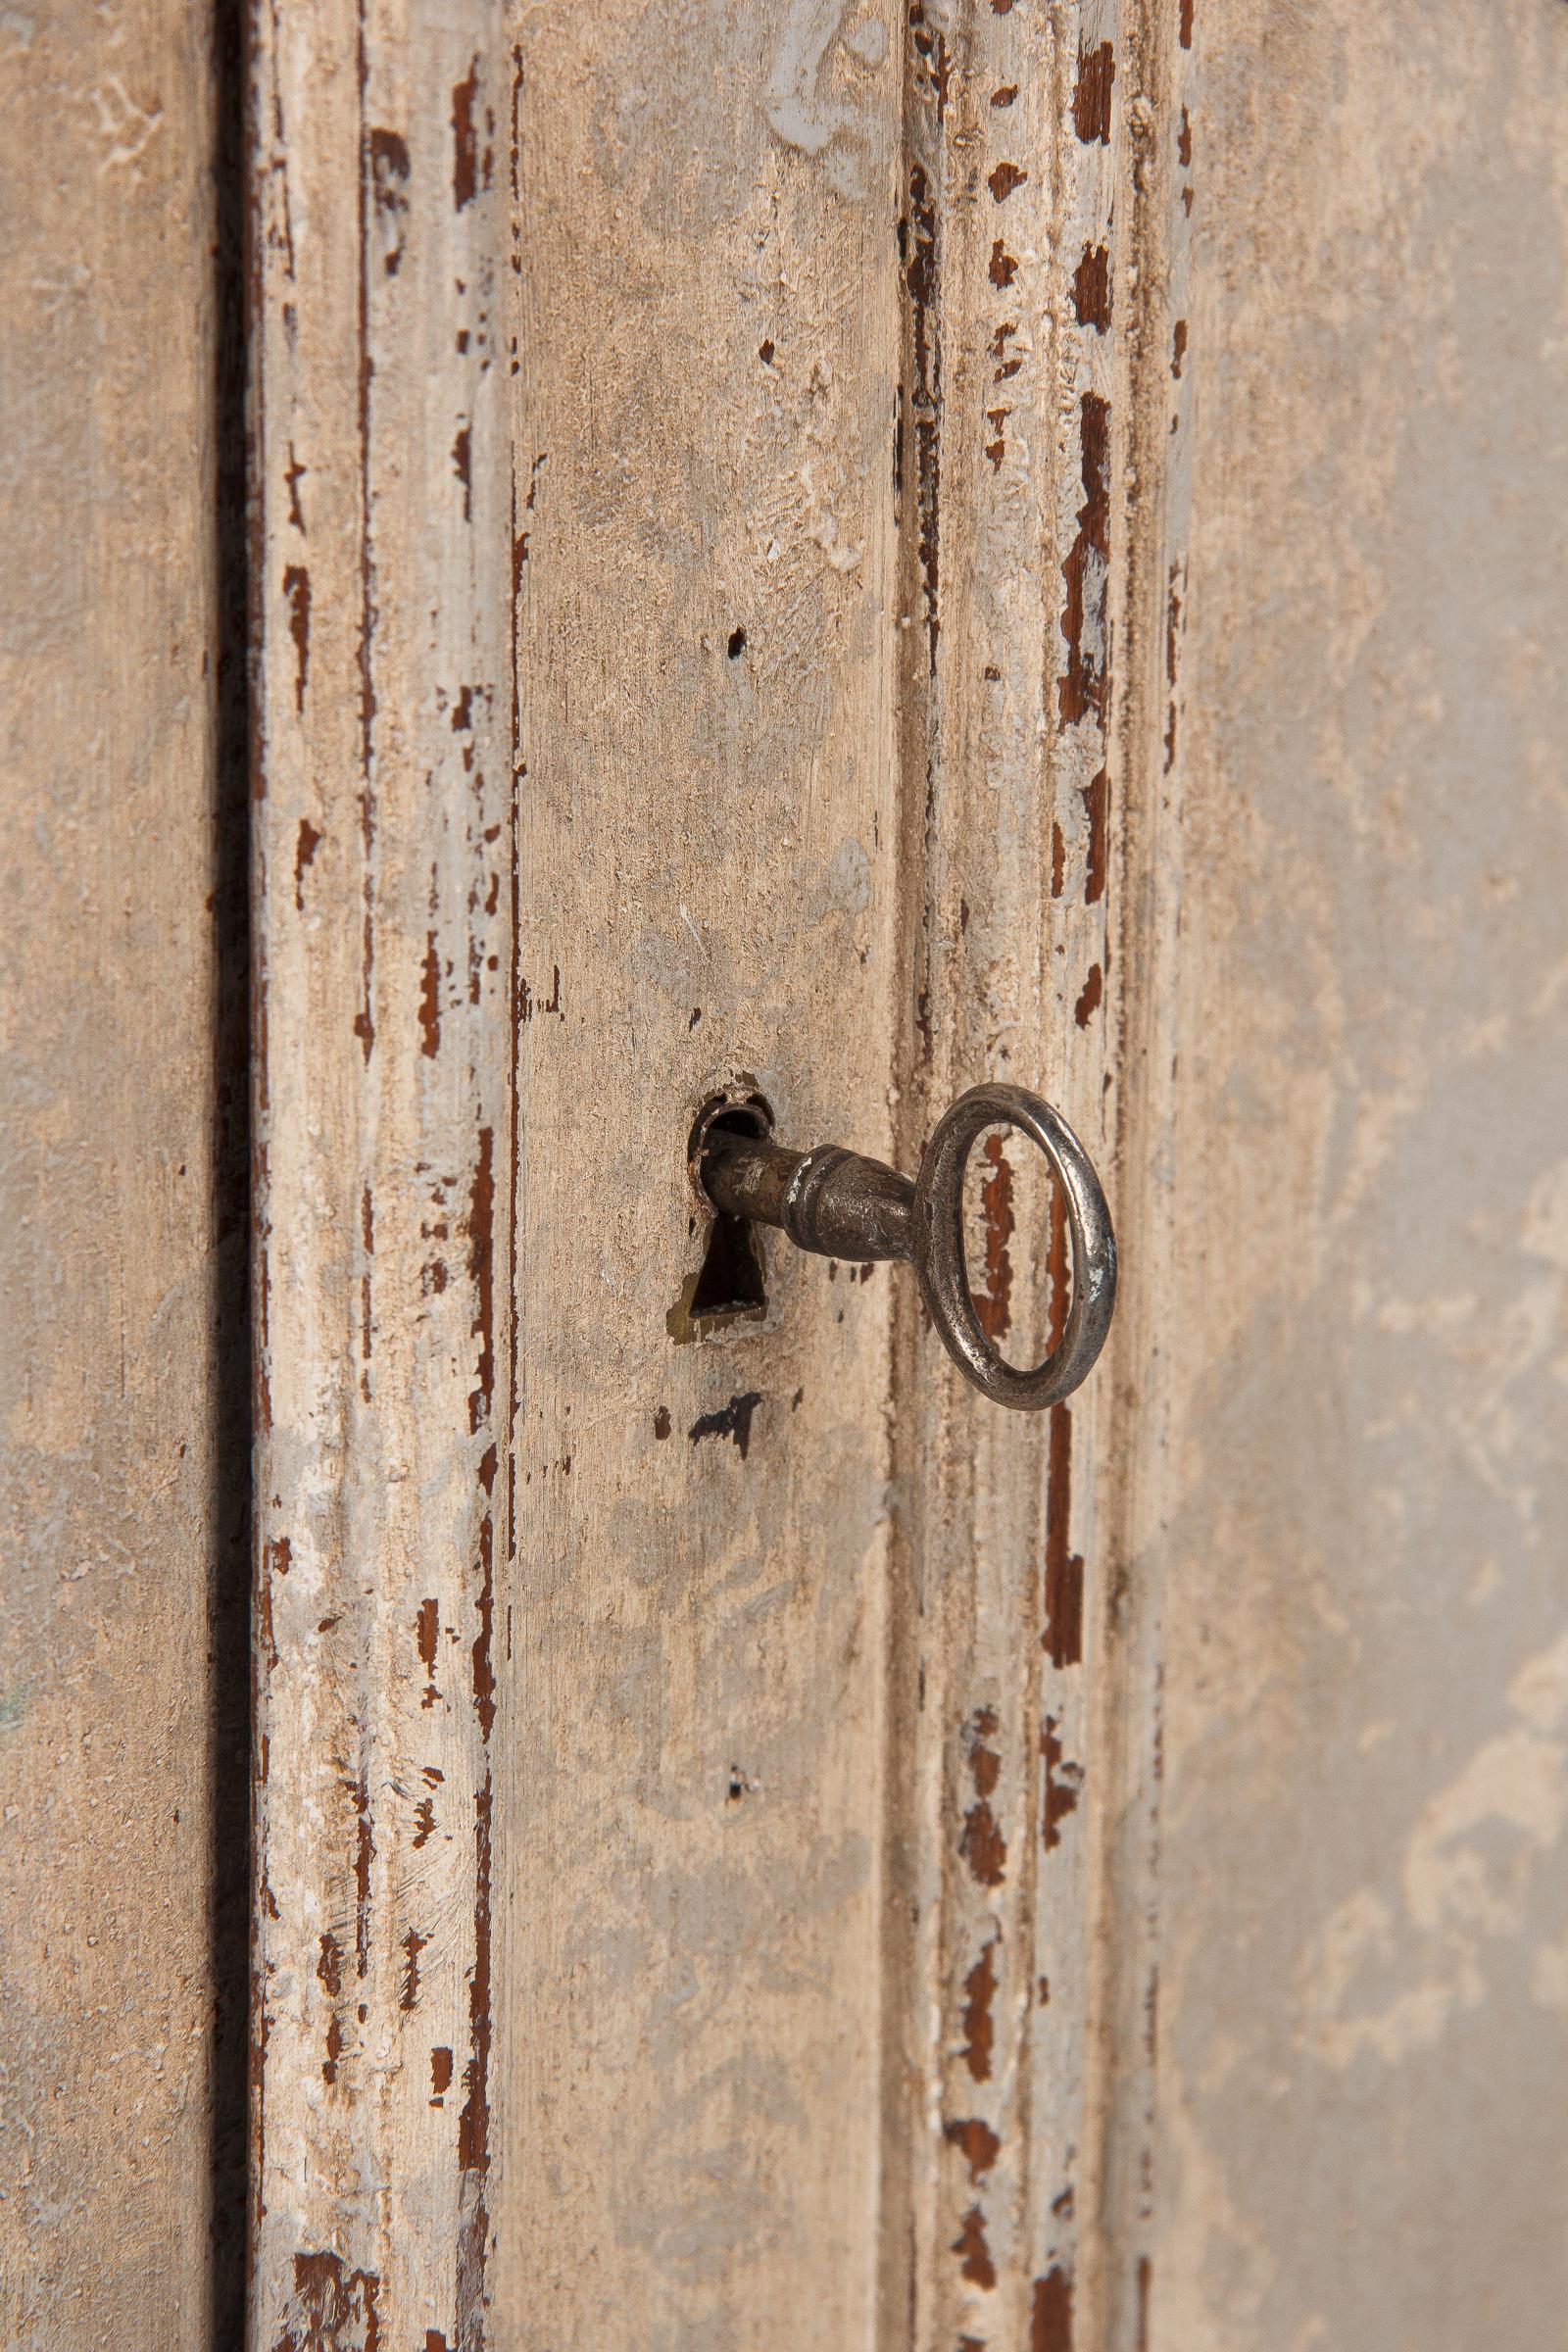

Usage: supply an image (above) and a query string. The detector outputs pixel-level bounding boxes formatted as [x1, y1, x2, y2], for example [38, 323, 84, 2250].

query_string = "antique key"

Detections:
[695, 1082, 1116, 1410]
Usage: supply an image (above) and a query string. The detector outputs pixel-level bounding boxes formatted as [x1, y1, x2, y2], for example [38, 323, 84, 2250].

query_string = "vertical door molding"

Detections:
[249, 3, 513, 2340]
[885, 2, 1144, 2345]
[0, 5, 247, 2342]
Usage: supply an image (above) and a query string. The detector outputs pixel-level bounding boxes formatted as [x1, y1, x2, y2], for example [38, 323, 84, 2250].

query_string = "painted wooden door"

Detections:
[248, 0, 1120, 2338]
[5, 1, 1566, 2347]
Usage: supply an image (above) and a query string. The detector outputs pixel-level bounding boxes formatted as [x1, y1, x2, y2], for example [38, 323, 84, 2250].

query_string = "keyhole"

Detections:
[673, 1094, 773, 1337]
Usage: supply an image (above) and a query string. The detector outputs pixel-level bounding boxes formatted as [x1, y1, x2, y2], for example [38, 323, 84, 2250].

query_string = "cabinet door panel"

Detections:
[499, 6, 905, 2340]
[1086, 7, 1568, 2347]
[245, 4, 1568, 2347]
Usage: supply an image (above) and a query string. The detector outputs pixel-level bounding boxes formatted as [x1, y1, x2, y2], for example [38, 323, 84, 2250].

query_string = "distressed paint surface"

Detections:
[0, 2, 248, 2343]
[1085, 4, 1568, 2348]
[886, 4, 1125, 2348]
[247, 0, 1568, 2343]
[249, 0, 512, 2340]
[497, 0, 1137, 2342]
[498, 2, 906, 2341]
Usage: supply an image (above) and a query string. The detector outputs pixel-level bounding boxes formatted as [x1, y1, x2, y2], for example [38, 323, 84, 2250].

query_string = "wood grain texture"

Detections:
[1082, 3, 1568, 2347]
[249, 0, 512, 2339]
[0, 3, 248, 2343]
[498, 4, 906, 2342]
[885, 4, 1128, 2347]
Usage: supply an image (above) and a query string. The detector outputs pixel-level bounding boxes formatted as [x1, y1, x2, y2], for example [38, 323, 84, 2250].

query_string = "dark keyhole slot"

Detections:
[687, 1098, 772, 1327]
[690, 1204, 767, 1321]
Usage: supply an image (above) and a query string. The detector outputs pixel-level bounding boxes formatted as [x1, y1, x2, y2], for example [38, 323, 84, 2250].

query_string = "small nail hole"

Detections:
[726, 625, 748, 660]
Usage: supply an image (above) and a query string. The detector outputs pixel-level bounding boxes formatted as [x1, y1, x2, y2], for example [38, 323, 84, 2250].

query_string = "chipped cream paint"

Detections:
[250, 1, 512, 2341]
[1082, 4, 1568, 2349]
[883, 2, 1128, 2346]
[0, 3, 246, 2343]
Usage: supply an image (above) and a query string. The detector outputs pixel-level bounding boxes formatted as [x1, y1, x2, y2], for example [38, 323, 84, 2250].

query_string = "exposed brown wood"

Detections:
[249, 1, 512, 2338]
[497, 0, 906, 2339]
[0, 3, 248, 2341]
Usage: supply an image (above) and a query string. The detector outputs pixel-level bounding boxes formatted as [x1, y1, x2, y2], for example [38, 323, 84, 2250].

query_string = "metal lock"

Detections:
[694, 1082, 1116, 1410]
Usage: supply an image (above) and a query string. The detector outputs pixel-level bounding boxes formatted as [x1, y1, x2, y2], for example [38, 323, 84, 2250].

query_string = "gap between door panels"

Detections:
[209, 1, 253, 2340]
